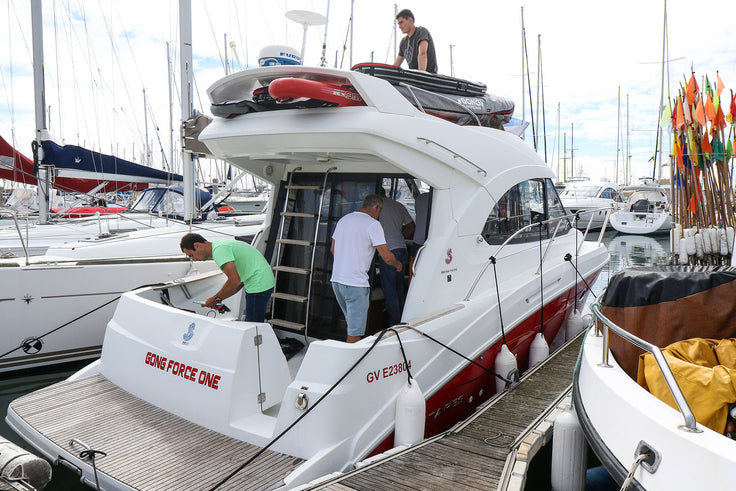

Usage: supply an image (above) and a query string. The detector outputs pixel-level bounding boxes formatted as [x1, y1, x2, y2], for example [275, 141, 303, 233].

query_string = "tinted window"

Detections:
[482, 178, 571, 245]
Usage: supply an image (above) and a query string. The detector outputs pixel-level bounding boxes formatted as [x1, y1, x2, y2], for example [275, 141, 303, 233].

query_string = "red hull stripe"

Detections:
[268, 78, 365, 106]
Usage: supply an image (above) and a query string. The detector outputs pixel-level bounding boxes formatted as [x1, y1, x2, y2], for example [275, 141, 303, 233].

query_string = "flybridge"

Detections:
[207, 64, 514, 127]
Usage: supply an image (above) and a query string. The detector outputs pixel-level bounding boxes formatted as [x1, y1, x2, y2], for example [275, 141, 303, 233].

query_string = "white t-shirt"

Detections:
[378, 197, 413, 251]
[331, 211, 387, 287]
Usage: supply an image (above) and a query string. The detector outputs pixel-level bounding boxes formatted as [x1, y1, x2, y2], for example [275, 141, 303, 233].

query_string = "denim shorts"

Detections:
[332, 282, 370, 337]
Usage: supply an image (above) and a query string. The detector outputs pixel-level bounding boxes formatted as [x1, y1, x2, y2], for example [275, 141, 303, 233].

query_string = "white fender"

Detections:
[565, 309, 586, 341]
[494, 343, 517, 393]
[394, 378, 426, 447]
[528, 332, 549, 368]
[551, 408, 587, 491]
[678, 238, 689, 265]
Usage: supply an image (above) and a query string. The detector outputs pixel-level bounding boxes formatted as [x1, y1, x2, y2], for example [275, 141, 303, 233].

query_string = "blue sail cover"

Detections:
[41, 140, 183, 186]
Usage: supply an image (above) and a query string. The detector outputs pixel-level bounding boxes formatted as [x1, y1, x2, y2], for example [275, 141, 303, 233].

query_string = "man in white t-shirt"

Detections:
[331, 194, 403, 343]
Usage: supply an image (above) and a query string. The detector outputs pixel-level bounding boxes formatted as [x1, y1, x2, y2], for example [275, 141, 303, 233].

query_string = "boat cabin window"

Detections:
[481, 178, 570, 245]
[267, 172, 427, 342]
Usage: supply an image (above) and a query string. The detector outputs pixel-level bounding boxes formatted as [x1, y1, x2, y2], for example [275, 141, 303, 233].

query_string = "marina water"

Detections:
[0, 230, 671, 490]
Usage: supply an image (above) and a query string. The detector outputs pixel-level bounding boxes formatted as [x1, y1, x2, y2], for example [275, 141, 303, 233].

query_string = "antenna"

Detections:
[285, 10, 327, 64]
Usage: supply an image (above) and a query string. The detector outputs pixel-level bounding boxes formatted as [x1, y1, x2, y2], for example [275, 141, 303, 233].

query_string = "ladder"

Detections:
[269, 167, 335, 339]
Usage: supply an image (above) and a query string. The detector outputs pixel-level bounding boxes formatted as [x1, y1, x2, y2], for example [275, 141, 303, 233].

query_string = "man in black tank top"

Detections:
[392, 9, 438, 73]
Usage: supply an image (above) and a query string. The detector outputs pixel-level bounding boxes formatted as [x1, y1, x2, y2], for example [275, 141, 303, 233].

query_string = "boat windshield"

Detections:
[560, 186, 601, 198]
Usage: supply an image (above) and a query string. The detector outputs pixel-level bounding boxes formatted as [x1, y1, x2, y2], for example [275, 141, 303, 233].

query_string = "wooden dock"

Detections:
[306, 331, 585, 491]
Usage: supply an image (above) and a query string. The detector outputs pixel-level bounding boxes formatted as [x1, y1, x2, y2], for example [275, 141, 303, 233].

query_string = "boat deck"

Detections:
[311, 331, 586, 491]
[8, 374, 304, 490]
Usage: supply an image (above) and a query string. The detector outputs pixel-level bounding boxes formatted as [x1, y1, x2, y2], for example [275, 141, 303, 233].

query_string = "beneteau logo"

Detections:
[182, 323, 195, 344]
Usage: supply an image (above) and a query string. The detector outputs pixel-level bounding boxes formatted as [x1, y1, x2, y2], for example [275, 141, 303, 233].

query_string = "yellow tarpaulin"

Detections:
[637, 338, 736, 433]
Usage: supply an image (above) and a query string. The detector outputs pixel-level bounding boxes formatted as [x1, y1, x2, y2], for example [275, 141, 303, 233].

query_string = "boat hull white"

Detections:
[609, 210, 672, 235]
[574, 327, 736, 490]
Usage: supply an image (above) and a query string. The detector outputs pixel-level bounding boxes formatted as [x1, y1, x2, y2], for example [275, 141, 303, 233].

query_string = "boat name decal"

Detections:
[144, 351, 221, 390]
[445, 248, 453, 264]
[427, 396, 464, 421]
[366, 360, 411, 383]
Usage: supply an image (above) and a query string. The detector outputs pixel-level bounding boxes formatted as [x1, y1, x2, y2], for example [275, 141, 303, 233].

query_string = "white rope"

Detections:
[620, 452, 648, 491]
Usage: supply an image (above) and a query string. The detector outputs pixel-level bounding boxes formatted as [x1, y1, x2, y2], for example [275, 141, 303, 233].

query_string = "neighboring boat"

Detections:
[0, 219, 262, 373]
[7, 64, 608, 489]
[0, 186, 264, 257]
[575, 266, 736, 490]
[609, 184, 672, 235]
[559, 180, 625, 230]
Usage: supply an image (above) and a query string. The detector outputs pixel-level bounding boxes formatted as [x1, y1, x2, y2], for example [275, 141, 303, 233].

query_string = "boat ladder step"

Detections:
[281, 211, 315, 218]
[284, 185, 322, 190]
[271, 292, 308, 303]
[276, 238, 313, 246]
[268, 318, 306, 331]
[273, 265, 311, 275]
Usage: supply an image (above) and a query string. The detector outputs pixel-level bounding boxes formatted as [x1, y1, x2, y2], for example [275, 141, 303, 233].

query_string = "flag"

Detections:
[689, 193, 698, 213]
[705, 75, 712, 98]
[729, 91, 736, 125]
[714, 102, 726, 132]
[694, 98, 706, 126]
[675, 97, 686, 129]
[686, 74, 699, 105]
[705, 93, 716, 122]
[717, 71, 725, 96]
[674, 138, 684, 170]
[702, 133, 712, 162]
[660, 100, 672, 128]
[683, 96, 693, 126]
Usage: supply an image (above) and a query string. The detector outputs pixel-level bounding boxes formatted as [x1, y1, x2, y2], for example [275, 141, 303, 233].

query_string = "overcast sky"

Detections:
[2, 0, 735, 185]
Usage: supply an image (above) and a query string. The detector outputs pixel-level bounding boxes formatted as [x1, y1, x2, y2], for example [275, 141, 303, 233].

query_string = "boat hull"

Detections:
[574, 327, 736, 490]
[609, 210, 672, 235]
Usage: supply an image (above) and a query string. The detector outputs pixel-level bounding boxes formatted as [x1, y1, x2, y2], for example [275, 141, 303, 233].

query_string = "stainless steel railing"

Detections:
[589, 302, 701, 433]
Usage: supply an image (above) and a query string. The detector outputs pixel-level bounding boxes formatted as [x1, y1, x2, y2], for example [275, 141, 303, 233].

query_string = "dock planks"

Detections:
[312, 331, 585, 491]
[9, 374, 304, 490]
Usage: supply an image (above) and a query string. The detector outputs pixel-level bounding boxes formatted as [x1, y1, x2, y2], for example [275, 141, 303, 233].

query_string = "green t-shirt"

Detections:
[211, 240, 275, 293]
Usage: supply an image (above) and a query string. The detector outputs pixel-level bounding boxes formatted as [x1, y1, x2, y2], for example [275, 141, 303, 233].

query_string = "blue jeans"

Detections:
[379, 247, 408, 326]
[245, 288, 273, 322]
[332, 282, 370, 337]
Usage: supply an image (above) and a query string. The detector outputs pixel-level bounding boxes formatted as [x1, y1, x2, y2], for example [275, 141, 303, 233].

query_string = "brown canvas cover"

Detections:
[637, 338, 736, 433]
[600, 266, 736, 380]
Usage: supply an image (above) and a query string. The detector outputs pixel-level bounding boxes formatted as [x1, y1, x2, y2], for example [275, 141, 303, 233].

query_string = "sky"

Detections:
[2, 0, 736, 187]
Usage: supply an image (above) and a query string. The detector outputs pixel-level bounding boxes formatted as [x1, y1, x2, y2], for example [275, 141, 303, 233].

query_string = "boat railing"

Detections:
[589, 302, 702, 433]
[465, 211, 593, 301]
[399, 82, 482, 126]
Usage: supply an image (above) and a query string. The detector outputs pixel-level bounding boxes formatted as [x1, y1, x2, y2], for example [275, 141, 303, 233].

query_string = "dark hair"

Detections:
[180, 232, 207, 251]
[396, 9, 414, 21]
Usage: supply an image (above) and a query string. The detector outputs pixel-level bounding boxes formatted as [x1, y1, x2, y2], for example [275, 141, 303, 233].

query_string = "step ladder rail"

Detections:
[270, 167, 301, 323]
[303, 167, 337, 342]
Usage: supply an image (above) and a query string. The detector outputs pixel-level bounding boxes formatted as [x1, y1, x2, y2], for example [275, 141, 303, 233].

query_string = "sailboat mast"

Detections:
[653, 0, 668, 183]
[31, 0, 50, 224]
[180, 0, 196, 222]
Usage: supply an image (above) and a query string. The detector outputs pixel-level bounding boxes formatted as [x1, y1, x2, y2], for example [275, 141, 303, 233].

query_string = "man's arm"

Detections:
[331, 239, 335, 255]
[376, 244, 403, 272]
[393, 54, 405, 67]
[204, 261, 243, 308]
[417, 40, 429, 71]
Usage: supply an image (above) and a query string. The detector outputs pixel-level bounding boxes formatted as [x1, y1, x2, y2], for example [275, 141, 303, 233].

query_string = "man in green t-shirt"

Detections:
[180, 233, 275, 322]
